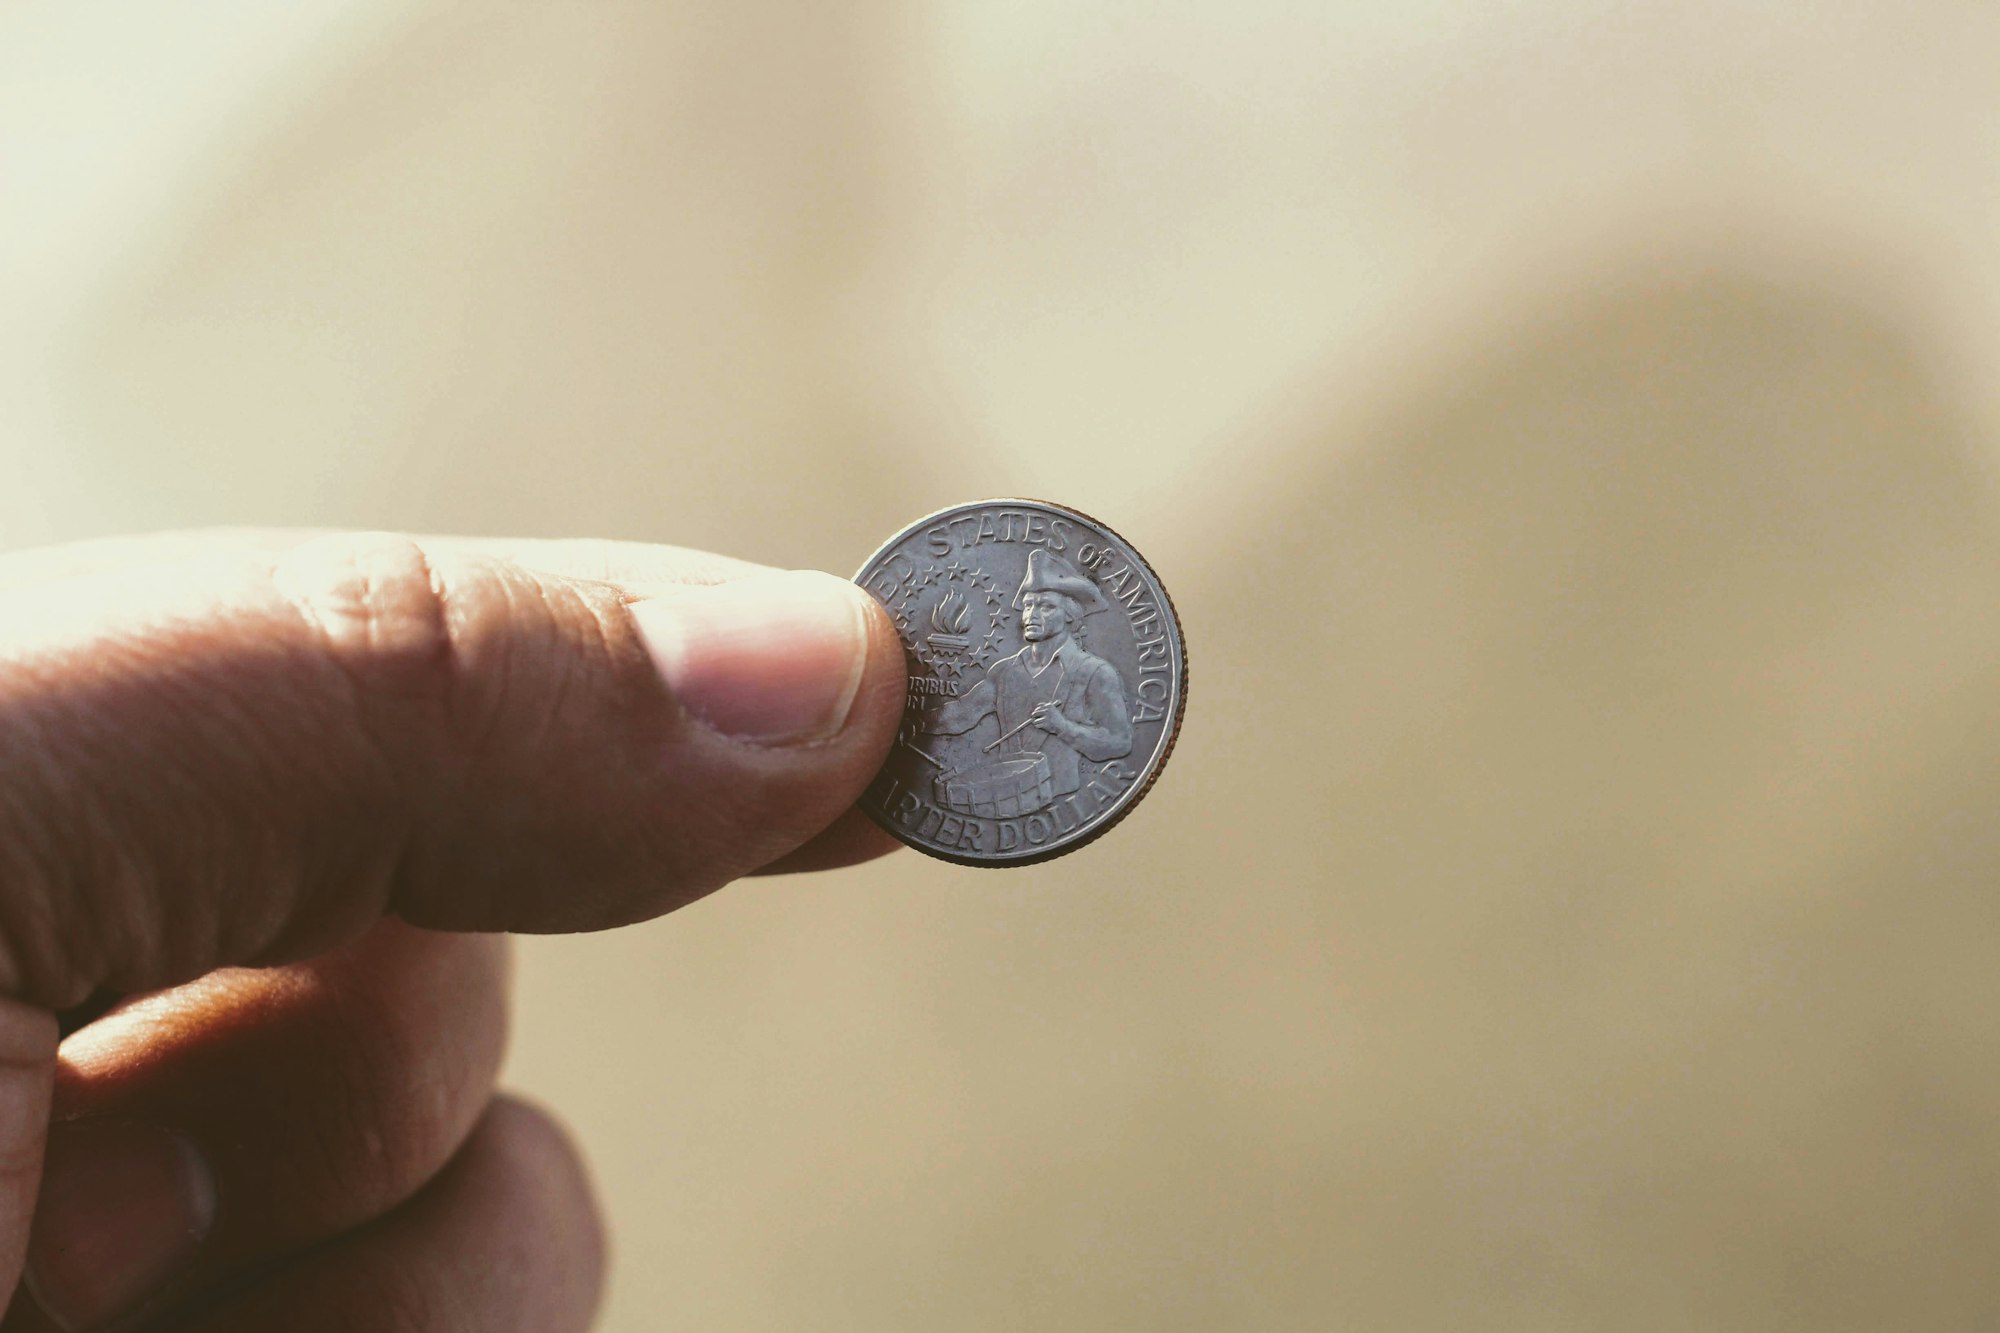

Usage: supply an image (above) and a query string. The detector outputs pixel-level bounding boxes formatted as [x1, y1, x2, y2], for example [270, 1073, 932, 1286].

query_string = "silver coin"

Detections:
[853, 499, 1188, 866]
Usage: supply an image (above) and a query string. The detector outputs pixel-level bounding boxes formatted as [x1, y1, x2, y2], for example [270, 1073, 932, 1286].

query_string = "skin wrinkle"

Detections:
[213, 620, 391, 968]
[270, 539, 456, 707]
[140, 664, 272, 985]
[131, 644, 317, 987]
[516, 577, 590, 759]
[75, 643, 204, 992]
[273, 555, 333, 665]
[269, 538, 475, 960]
[0, 679, 120, 1008]
[440, 554, 520, 783]
[385, 554, 526, 936]
[48, 779, 116, 1011]
[0, 792, 69, 1006]
[382, 549, 638, 934]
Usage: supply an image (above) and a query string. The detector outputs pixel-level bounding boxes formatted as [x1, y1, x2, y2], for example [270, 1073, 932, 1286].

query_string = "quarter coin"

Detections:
[853, 499, 1187, 866]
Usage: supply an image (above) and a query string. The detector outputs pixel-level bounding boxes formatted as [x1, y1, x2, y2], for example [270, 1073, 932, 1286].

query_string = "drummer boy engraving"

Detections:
[919, 549, 1134, 814]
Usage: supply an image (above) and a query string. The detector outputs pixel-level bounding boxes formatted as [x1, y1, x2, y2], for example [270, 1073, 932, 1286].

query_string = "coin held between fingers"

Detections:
[852, 499, 1187, 867]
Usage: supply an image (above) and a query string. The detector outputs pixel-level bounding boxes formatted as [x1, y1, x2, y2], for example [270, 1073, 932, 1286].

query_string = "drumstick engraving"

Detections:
[982, 717, 1039, 752]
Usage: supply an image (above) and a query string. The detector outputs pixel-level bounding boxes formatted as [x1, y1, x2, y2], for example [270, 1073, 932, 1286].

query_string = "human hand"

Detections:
[1026, 700, 1069, 738]
[0, 531, 906, 1331]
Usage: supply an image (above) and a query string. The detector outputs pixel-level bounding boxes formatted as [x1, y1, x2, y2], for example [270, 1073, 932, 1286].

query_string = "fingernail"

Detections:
[24, 1119, 216, 1332]
[629, 571, 872, 745]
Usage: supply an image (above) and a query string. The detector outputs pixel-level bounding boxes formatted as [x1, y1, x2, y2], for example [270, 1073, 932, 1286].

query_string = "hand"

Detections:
[1026, 699, 1070, 738]
[0, 532, 905, 1332]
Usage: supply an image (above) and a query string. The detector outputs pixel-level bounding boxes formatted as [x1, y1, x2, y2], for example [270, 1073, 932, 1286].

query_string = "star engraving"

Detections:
[892, 558, 1027, 676]
[970, 621, 1008, 669]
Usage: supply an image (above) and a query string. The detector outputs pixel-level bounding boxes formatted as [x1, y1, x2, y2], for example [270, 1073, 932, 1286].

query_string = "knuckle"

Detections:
[274, 533, 623, 747]
[273, 534, 455, 701]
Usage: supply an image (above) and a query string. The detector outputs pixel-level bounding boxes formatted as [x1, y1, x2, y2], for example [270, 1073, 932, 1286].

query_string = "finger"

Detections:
[10, 922, 507, 1333]
[750, 803, 901, 876]
[0, 1004, 56, 1328]
[421, 538, 902, 881]
[168, 1096, 603, 1333]
[0, 531, 905, 1008]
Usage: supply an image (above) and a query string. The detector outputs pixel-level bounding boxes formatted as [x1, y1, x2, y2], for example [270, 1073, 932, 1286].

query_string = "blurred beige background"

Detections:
[8, 2, 2000, 1328]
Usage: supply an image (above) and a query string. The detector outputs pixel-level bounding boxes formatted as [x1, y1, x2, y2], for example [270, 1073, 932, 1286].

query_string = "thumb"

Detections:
[0, 532, 904, 1010]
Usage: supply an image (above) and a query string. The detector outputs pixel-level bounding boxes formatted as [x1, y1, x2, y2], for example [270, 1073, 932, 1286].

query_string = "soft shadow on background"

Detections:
[7, 3, 2000, 1329]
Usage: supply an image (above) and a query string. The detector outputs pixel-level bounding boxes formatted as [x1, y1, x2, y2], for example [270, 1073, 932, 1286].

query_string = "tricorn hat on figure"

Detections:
[1015, 548, 1108, 613]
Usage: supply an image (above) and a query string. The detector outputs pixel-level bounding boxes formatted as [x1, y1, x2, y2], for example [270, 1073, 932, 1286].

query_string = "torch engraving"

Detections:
[927, 589, 972, 655]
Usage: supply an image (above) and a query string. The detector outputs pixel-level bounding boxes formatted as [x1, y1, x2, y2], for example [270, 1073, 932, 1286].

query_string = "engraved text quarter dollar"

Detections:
[853, 499, 1187, 866]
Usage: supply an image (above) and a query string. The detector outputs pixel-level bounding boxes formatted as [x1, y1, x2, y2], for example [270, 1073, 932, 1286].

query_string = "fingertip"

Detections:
[444, 1094, 609, 1322]
[163, 1093, 607, 1333]
[750, 805, 904, 876]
